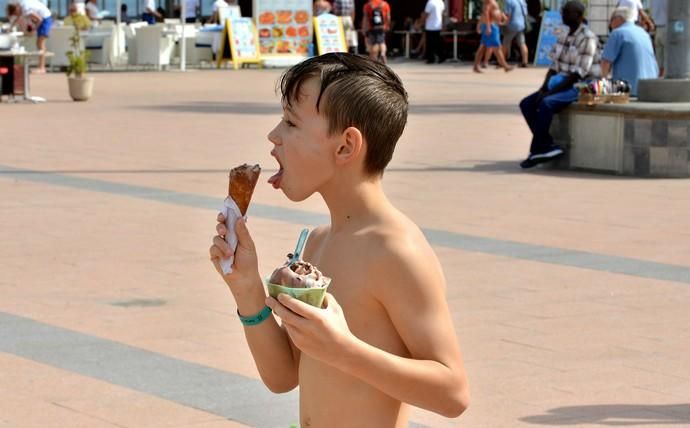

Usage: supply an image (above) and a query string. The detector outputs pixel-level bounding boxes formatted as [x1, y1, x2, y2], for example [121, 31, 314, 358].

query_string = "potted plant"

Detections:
[65, 26, 93, 101]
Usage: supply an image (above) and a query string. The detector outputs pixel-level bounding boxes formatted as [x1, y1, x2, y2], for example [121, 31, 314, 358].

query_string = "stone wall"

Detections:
[624, 118, 690, 176]
[550, 102, 690, 177]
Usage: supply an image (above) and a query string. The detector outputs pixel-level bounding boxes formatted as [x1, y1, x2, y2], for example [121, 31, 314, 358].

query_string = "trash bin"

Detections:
[0, 67, 8, 102]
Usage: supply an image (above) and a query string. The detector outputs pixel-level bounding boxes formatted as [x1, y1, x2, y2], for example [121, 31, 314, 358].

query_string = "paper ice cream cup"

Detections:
[265, 279, 329, 308]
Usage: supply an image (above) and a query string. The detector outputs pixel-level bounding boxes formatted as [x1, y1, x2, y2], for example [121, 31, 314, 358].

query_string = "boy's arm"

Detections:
[268, 237, 470, 417]
[211, 216, 300, 393]
[348, 239, 469, 417]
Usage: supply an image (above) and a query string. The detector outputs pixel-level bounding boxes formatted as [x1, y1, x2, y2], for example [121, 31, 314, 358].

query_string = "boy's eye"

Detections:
[282, 117, 296, 128]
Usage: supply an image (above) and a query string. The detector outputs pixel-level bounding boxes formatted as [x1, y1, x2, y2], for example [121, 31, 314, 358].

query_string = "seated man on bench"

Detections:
[518, 0, 601, 169]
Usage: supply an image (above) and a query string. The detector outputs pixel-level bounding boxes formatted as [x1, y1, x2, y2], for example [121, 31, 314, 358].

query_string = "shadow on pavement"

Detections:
[437, 160, 641, 180]
[136, 101, 520, 116]
[137, 101, 282, 115]
[521, 404, 690, 426]
[410, 103, 520, 115]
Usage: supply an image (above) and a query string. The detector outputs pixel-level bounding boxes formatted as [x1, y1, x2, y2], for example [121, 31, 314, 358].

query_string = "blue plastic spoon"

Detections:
[288, 228, 309, 266]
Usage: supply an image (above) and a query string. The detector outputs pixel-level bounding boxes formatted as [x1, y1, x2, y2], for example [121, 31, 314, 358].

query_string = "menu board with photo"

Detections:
[230, 18, 259, 60]
[254, 0, 312, 56]
[534, 11, 567, 66]
[217, 17, 261, 69]
[314, 14, 347, 55]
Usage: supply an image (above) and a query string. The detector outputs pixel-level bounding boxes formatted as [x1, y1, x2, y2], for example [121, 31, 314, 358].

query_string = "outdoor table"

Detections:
[0, 50, 54, 103]
[163, 26, 197, 41]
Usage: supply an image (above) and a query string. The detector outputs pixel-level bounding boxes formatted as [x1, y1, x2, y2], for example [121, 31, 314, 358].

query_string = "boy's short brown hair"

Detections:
[279, 53, 408, 177]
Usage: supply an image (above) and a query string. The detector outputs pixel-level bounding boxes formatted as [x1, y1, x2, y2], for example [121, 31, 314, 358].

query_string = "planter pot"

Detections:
[68, 76, 94, 101]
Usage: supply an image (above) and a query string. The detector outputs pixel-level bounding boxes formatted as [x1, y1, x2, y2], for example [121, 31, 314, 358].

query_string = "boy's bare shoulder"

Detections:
[366, 211, 431, 254]
[303, 224, 329, 261]
[364, 213, 445, 294]
[307, 224, 330, 246]
[304, 214, 443, 295]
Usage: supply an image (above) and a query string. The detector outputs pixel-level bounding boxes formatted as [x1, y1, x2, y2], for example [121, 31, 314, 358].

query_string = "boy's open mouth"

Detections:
[268, 154, 284, 189]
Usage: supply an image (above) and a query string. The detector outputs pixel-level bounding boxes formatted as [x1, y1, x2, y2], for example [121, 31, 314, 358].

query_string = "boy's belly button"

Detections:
[302, 416, 312, 427]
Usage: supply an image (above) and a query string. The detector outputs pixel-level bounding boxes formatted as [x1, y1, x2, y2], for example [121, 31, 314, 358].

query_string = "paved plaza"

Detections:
[2, 62, 690, 427]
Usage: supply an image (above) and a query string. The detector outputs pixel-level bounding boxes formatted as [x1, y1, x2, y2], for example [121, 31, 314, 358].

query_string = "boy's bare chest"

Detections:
[307, 238, 398, 345]
[308, 244, 373, 315]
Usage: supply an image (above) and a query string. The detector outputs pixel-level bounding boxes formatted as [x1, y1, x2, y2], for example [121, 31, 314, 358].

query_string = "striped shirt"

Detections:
[549, 23, 602, 79]
[333, 0, 355, 16]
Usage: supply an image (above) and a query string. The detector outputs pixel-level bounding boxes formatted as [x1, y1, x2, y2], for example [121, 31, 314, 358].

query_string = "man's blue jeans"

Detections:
[519, 87, 578, 155]
[142, 13, 156, 25]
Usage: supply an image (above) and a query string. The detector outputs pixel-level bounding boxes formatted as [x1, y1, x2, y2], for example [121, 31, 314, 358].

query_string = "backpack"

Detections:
[370, 3, 385, 30]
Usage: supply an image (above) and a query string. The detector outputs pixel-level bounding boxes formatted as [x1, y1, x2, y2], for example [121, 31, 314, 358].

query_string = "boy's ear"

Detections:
[334, 127, 364, 166]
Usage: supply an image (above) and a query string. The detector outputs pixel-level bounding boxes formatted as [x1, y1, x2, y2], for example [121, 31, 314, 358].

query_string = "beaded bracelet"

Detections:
[237, 305, 272, 326]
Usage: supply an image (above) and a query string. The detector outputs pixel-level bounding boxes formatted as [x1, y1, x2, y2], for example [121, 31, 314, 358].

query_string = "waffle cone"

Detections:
[228, 164, 261, 215]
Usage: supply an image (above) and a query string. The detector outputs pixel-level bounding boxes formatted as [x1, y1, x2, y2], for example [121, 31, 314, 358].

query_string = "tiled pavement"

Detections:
[1, 62, 689, 427]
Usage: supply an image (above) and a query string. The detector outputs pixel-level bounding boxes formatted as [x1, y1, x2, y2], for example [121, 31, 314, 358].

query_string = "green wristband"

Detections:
[237, 305, 272, 326]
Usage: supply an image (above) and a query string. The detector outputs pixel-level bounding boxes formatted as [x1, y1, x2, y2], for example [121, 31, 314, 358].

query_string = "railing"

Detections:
[393, 29, 475, 61]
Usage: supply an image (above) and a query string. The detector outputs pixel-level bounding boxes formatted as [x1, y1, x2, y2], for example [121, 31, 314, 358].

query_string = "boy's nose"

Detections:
[267, 124, 282, 146]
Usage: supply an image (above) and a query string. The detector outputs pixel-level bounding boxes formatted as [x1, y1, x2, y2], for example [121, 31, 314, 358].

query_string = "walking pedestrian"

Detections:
[362, 0, 391, 64]
[473, 0, 513, 73]
[649, 0, 667, 76]
[6, 0, 52, 74]
[502, 0, 529, 67]
[421, 0, 446, 64]
[333, 0, 358, 53]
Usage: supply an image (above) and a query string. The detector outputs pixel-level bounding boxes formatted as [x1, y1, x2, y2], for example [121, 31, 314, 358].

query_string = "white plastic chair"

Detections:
[45, 26, 77, 69]
[193, 29, 214, 66]
[124, 22, 148, 67]
[174, 24, 197, 66]
[85, 26, 114, 68]
[0, 34, 14, 50]
[135, 25, 174, 70]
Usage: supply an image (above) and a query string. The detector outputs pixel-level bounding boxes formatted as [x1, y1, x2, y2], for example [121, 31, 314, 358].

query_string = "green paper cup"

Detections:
[265, 279, 329, 308]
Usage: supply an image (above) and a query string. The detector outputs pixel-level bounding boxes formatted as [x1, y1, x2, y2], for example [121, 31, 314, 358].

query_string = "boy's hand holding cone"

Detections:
[210, 164, 261, 289]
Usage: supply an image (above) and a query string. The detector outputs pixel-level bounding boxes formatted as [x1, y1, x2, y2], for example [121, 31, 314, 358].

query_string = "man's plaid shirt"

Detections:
[549, 23, 602, 79]
[333, 0, 355, 16]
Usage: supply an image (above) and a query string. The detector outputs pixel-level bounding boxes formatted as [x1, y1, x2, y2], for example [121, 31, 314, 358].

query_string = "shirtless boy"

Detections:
[210, 53, 469, 427]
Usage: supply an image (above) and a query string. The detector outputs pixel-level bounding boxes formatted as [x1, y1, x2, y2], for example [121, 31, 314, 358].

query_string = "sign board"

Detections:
[313, 13, 347, 55]
[254, 0, 312, 57]
[217, 17, 262, 69]
[533, 10, 568, 66]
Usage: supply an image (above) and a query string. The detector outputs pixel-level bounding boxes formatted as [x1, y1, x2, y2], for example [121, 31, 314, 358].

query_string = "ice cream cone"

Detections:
[228, 164, 261, 216]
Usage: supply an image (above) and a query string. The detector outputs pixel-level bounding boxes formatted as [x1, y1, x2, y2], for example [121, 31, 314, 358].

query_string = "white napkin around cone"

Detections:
[219, 197, 244, 275]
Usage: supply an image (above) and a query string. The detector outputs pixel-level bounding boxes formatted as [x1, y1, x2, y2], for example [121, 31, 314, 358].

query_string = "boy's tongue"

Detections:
[268, 169, 283, 189]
